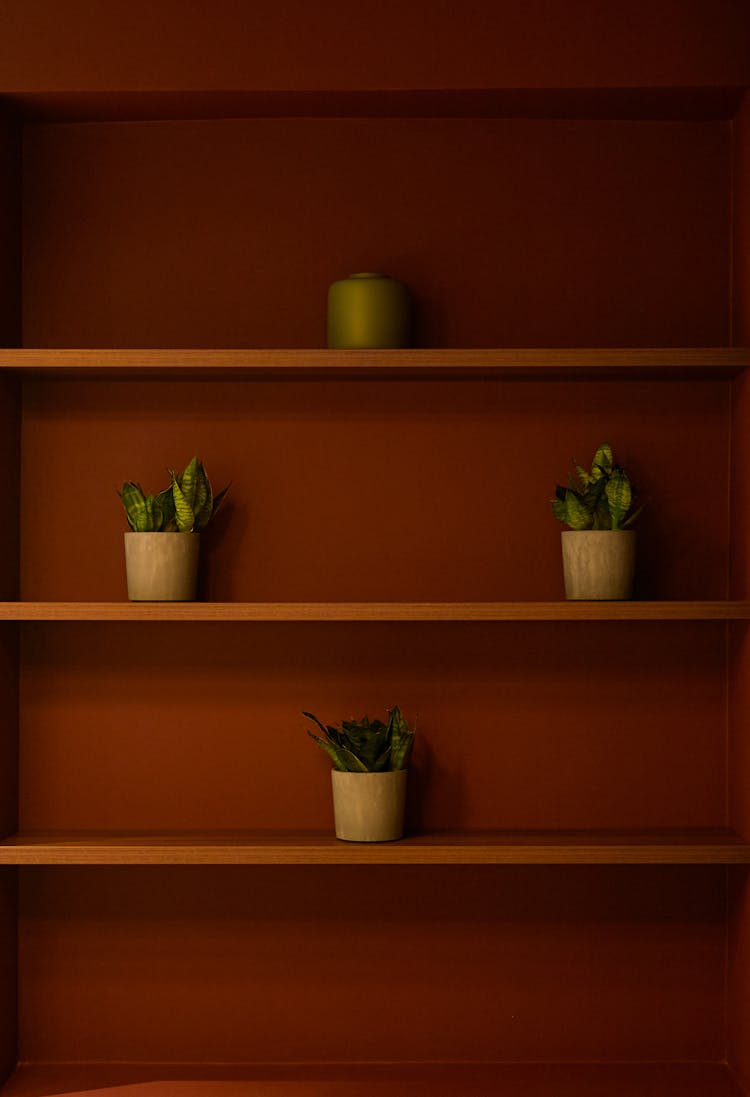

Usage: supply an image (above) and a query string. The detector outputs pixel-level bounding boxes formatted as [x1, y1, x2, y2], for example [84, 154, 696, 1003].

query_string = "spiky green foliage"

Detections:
[118, 481, 176, 532]
[169, 456, 230, 532]
[304, 706, 416, 772]
[119, 457, 229, 532]
[551, 443, 641, 531]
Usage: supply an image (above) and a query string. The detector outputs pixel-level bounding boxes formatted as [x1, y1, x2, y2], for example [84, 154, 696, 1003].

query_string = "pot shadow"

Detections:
[405, 732, 467, 836]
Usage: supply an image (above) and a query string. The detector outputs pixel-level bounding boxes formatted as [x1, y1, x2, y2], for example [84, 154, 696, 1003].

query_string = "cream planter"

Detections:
[561, 530, 635, 600]
[331, 769, 408, 842]
[124, 532, 200, 601]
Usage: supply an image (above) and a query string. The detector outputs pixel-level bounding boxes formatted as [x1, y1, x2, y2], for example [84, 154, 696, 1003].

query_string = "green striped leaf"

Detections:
[592, 443, 614, 479]
[551, 497, 567, 523]
[192, 463, 210, 529]
[372, 746, 392, 771]
[119, 481, 161, 531]
[302, 711, 330, 737]
[305, 708, 414, 772]
[179, 456, 199, 508]
[553, 444, 640, 531]
[623, 504, 643, 529]
[143, 494, 156, 530]
[211, 482, 230, 516]
[605, 468, 632, 530]
[593, 496, 612, 529]
[170, 472, 196, 532]
[389, 705, 415, 770]
[574, 463, 593, 487]
[155, 486, 176, 531]
[306, 731, 369, 771]
[563, 490, 591, 530]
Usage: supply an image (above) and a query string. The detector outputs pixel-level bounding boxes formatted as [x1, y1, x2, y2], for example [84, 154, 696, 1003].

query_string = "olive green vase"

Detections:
[327, 272, 411, 348]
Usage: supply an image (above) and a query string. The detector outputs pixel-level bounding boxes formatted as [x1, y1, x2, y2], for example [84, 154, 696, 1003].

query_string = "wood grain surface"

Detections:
[1, 828, 748, 864]
[0, 347, 745, 378]
[1, 601, 748, 621]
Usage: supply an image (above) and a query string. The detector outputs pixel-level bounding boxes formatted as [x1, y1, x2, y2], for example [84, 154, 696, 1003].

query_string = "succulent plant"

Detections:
[119, 456, 229, 532]
[304, 705, 415, 772]
[551, 442, 641, 531]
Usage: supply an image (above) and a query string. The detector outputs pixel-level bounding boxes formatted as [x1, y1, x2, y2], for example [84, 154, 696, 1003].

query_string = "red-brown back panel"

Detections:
[22, 118, 730, 348]
[19, 865, 725, 1064]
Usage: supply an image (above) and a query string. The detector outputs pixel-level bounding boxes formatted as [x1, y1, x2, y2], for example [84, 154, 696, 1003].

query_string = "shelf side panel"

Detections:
[0, 111, 21, 1084]
[0, 869, 17, 1087]
[0, 624, 20, 1088]
[728, 867, 750, 1096]
[0, 115, 20, 349]
[734, 93, 750, 351]
[728, 89, 750, 1094]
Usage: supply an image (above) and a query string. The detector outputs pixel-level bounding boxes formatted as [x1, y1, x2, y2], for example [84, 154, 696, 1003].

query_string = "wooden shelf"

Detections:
[0, 601, 748, 621]
[0, 1061, 745, 1096]
[0, 347, 747, 379]
[0, 1, 749, 1085]
[1, 829, 747, 865]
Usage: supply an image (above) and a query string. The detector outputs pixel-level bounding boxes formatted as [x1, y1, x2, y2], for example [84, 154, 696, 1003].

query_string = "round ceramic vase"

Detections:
[124, 532, 200, 601]
[561, 529, 636, 600]
[331, 769, 408, 842]
[327, 272, 411, 348]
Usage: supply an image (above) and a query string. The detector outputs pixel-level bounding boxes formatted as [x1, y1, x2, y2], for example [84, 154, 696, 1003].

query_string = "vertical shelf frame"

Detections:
[0, 110, 21, 1087]
[728, 88, 750, 1094]
[0, 2, 747, 1082]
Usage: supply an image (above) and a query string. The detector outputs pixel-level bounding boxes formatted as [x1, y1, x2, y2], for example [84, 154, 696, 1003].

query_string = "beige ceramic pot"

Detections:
[561, 530, 635, 600]
[124, 532, 200, 601]
[331, 769, 408, 842]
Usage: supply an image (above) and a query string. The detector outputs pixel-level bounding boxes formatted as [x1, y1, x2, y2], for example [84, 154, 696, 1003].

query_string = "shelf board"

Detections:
[1, 829, 747, 865]
[0, 347, 747, 379]
[0, 1061, 745, 1096]
[0, 601, 748, 621]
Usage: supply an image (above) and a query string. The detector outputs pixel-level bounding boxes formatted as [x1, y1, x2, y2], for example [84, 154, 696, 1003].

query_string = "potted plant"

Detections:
[119, 456, 229, 601]
[551, 442, 641, 600]
[304, 705, 415, 842]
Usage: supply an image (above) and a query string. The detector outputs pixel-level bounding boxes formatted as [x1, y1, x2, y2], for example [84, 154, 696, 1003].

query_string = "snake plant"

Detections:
[551, 442, 640, 531]
[119, 456, 229, 532]
[304, 706, 415, 772]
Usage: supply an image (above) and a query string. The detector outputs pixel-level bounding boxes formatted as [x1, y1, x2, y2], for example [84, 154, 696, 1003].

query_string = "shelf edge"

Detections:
[2, 831, 748, 865]
[0, 601, 748, 621]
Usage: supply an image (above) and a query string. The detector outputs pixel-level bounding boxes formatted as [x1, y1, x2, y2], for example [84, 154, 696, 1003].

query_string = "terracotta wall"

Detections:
[18, 620, 726, 834]
[2, 0, 749, 1078]
[0, 0, 748, 93]
[22, 117, 731, 348]
[19, 865, 724, 1063]
[15, 374, 733, 834]
[18, 377, 731, 603]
